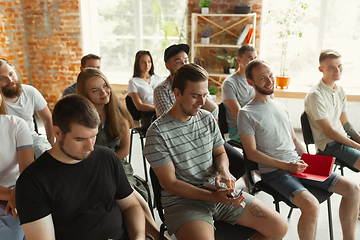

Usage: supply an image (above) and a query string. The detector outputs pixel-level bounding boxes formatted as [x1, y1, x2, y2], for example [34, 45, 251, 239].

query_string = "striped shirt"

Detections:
[144, 109, 224, 207]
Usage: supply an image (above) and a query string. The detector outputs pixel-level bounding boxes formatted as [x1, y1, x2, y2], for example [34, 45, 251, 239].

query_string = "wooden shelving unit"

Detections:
[191, 13, 256, 86]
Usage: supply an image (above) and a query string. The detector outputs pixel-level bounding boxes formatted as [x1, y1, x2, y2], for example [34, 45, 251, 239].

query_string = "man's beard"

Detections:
[1, 81, 22, 98]
[59, 137, 89, 161]
[254, 82, 274, 95]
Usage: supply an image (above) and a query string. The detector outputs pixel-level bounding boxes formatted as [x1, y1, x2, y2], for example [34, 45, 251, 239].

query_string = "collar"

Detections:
[319, 79, 338, 93]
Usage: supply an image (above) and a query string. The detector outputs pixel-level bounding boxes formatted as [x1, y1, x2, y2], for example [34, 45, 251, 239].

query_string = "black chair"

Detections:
[243, 154, 334, 240]
[126, 95, 149, 182]
[149, 168, 257, 240]
[300, 111, 359, 176]
[218, 102, 243, 150]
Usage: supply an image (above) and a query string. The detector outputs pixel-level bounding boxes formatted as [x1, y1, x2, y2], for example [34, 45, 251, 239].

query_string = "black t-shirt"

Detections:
[16, 146, 133, 240]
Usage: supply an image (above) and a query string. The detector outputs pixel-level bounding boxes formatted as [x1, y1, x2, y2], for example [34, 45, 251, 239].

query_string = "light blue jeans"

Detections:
[0, 186, 26, 240]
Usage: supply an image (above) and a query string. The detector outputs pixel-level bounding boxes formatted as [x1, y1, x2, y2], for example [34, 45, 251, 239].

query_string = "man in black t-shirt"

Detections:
[16, 95, 145, 240]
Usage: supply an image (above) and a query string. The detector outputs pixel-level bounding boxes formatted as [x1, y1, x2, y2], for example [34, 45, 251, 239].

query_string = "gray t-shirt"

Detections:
[221, 73, 254, 128]
[144, 109, 224, 207]
[238, 100, 299, 173]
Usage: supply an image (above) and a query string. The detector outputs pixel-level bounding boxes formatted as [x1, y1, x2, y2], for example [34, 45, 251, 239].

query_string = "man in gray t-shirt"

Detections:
[222, 45, 256, 143]
[239, 59, 359, 240]
[144, 63, 287, 240]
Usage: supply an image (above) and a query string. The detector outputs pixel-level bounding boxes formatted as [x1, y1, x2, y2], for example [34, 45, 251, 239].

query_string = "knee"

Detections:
[297, 194, 320, 217]
[270, 215, 288, 239]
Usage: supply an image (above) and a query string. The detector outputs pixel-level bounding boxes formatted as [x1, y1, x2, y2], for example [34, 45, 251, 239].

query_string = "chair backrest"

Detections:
[243, 153, 259, 189]
[149, 168, 165, 222]
[300, 111, 314, 153]
[125, 95, 141, 121]
[218, 102, 228, 138]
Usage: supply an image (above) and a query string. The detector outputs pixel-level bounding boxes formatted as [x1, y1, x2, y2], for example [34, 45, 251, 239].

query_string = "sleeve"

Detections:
[62, 84, 76, 97]
[114, 154, 133, 200]
[306, 92, 328, 121]
[221, 79, 236, 101]
[127, 78, 138, 94]
[15, 117, 33, 150]
[31, 86, 48, 111]
[153, 85, 173, 117]
[143, 125, 172, 168]
[237, 109, 256, 136]
[16, 171, 52, 225]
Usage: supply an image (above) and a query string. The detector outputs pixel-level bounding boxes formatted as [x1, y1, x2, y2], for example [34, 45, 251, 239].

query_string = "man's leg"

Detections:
[235, 198, 288, 240]
[292, 191, 320, 240]
[175, 220, 214, 240]
[331, 176, 360, 240]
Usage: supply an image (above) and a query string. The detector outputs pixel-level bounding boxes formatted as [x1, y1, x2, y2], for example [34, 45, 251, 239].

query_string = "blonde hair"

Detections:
[0, 92, 7, 114]
[76, 68, 133, 140]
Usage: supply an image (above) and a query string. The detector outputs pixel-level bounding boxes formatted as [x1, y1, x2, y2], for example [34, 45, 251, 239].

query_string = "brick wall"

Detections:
[187, 0, 262, 74]
[0, 0, 82, 109]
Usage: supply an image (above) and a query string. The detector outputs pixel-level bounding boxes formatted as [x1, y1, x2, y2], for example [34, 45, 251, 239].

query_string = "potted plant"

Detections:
[201, 29, 211, 44]
[199, 0, 210, 14]
[216, 48, 237, 74]
[266, 0, 308, 89]
[208, 85, 218, 101]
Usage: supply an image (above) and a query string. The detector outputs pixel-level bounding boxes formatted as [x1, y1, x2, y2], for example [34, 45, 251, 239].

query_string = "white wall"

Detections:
[276, 98, 360, 131]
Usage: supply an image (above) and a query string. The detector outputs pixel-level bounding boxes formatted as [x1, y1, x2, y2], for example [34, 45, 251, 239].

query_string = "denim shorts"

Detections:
[163, 192, 255, 236]
[261, 169, 340, 204]
[318, 141, 360, 167]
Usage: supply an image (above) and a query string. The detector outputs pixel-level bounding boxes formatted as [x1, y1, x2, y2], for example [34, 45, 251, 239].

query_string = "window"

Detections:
[80, 0, 188, 84]
[260, 0, 360, 89]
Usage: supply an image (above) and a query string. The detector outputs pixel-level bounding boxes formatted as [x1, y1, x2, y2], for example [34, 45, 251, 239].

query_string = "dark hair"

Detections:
[0, 92, 7, 114]
[319, 49, 341, 64]
[245, 59, 268, 80]
[52, 94, 100, 135]
[80, 54, 101, 68]
[237, 45, 257, 58]
[132, 50, 154, 77]
[0, 58, 13, 68]
[172, 63, 208, 94]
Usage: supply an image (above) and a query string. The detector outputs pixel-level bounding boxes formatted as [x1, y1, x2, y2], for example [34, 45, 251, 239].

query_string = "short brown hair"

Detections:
[237, 45, 256, 58]
[52, 94, 100, 136]
[319, 50, 341, 64]
[245, 59, 268, 80]
[0, 58, 13, 68]
[81, 54, 101, 68]
[172, 63, 208, 94]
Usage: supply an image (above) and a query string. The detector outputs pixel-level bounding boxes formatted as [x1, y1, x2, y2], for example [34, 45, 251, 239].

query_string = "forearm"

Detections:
[136, 103, 155, 112]
[246, 148, 289, 171]
[43, 120, 54, 145]
[202, 97, 216, 113]
[0, 186, 11, 200]
[294, 138, 306, 156]
[122, 204, 146, 240]
[115, 147, 129, 160]
[343, 122, 360, 143]
[325, 127, 360, 150]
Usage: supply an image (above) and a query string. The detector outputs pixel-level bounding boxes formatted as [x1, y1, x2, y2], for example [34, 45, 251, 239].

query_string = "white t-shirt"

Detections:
[5, 84, 48, 135]
[0, 115, 33, 187]
[127, 75, 163, 105]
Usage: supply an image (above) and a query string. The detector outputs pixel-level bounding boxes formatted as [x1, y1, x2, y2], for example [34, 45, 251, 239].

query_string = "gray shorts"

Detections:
[163, 192, 255, 235]
[318, 141, 360, 167]
[261, 169, 340, 204]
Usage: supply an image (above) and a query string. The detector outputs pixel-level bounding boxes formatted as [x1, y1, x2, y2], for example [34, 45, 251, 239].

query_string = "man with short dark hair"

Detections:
[144, 63, 288, 240]
[304, 49, 360, 171]
[16, 94, 146, 240]
[62, 53, 101, 96]
[239, 59, 360, 240]
[0, 58, 53, 158]
[153, 44, 218, 118]
[221, 45, 257, 143]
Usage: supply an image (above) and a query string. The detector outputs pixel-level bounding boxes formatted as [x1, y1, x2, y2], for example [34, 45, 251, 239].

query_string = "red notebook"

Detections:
[291, 153, 335, 182]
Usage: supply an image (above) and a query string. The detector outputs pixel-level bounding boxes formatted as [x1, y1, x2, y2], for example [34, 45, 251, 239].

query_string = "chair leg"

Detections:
[287, 207, 294, 219]
[129, 129, 135, 163]
[327, 198, 334, 240]
[140, 135, 149, 182]
[275, 201, 280, 213]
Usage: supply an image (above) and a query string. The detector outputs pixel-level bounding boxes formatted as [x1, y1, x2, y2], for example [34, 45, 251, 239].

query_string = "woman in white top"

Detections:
[127, 50, 162, 128]
[0, 92, 34, 239]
